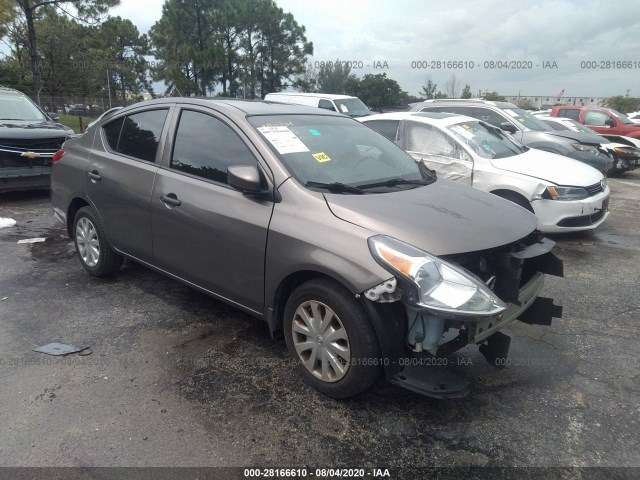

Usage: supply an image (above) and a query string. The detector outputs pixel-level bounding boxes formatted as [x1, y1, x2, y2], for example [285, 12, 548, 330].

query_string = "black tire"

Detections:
[283, 278, 381, 398]
[72, 206, 123, 277]
[493, 191, 534, 213]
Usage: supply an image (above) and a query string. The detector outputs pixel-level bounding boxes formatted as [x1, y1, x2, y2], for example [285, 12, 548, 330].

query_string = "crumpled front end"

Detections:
[363, 231, 563, 398]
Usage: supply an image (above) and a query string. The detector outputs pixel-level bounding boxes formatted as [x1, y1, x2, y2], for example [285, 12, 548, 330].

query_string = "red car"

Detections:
[551, 106, 640, 138]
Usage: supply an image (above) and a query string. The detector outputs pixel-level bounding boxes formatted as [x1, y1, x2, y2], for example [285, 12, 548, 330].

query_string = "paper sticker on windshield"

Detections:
[451, 126, 474, 140]
[257, 126, 309, 154]
[339, 104, 349, 113]
[312, 152, 331, 163]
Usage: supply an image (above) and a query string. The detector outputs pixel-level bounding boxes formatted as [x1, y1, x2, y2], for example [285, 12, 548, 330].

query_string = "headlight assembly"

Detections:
[368, 235, 506, 317]
[572, 143, 600, 156]
[543, 185, 590, 201]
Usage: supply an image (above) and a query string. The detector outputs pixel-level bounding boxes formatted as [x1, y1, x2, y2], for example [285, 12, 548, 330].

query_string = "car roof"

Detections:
[265, 92, 356, 100]
[410, 99, 518, 109]
[361, 111, 480, 127]
[0, 87, 28, 96]
[110, 97, 345, 119]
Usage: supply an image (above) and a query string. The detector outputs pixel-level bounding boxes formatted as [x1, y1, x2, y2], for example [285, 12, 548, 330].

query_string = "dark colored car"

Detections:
[51, 98, 563, 399]
[551, 105, 640, 139]
[411, 99, 612, 173]
[0, 87, 74, 192]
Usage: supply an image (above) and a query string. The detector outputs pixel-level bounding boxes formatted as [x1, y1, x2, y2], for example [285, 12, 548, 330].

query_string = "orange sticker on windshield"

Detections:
[313, 152, 331, 163]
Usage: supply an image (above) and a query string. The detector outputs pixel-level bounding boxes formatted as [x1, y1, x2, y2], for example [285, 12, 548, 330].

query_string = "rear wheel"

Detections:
[73, 206, 123, 277]
[284, 278, 381, 398]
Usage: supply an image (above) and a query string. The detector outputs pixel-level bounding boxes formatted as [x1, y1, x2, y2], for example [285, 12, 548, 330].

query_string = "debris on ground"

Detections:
[33, 342, 90, 356]
[18, 237, 46, 244]
[0, 218, 17, 229]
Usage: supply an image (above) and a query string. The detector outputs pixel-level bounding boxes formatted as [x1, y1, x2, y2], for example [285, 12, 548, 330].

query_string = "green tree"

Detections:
[604, 95, 640, 113]
[420, 77, 437, 99]
[461, 84, 472, 99]
[296, 64, 318, 93]
[444, 74, 459, 98]
[93, 16, 151, 103]
[354, 73, 404, 111]
[484, 91, 505, 101]
[317, 59, 353, 94]
[0, 0, 18, 38]
[15, 0, 120, 103]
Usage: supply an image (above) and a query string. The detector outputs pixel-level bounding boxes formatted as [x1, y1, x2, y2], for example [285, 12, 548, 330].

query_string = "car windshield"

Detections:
[562, 118, 598, 134]
[249, 114, 432, 192]
[609, 109, 634, 125]
[447, 120, 526, 159]
[0, 94, 47, 121]
[502, 107, 551, 131]
[333, 98, 371, 118]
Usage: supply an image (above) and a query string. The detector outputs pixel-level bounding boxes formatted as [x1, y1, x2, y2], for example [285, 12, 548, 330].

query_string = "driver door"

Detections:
[399, 120, 473, 185]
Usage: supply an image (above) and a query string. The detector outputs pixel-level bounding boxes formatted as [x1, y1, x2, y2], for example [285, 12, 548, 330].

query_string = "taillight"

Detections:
[51, 150, 66, 163]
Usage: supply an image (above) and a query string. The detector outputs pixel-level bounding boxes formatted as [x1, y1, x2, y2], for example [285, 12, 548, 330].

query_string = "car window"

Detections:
[405, 121, 461, 158]
[471, 107, 509, 128]
[333, 98, 371, 117]
[171, 110, 257, 184]
[364, 120, 400, 141]
[115, 109, 169, 162]
[447, 121, 525, 159]
[249, 114, 428, 190]
[559, 108, 580, 120]
[584, 111, 610, 126]
[318, 99, 336, 111]
[424, 106, 472, 116]
[103, 116, 124, 150]
[501, 107, 550, 131]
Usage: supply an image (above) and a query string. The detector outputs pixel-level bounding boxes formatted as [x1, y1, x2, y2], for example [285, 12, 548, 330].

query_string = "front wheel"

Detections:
[283, 278, 381, 398]
[73, 206, 123, 277]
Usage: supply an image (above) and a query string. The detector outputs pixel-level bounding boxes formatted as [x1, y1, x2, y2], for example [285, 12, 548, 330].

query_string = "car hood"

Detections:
[490, 149, 603, 185]
[0, 120, 73, 140]
[543, 129, 609, 145]
[324, 178, 537, 256]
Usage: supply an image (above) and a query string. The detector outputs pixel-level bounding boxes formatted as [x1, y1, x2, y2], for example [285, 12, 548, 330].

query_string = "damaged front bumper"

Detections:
[363, 233, 564, 399]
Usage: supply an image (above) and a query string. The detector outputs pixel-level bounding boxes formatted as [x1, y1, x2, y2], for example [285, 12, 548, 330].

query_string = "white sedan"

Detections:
[360, 112, 610, 233]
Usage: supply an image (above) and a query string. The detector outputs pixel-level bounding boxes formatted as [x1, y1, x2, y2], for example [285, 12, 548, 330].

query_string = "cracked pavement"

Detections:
[0, 172, 639, 470]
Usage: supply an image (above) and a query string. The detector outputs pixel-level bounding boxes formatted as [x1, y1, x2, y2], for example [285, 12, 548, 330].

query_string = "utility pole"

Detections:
[107, 70, 112, 109]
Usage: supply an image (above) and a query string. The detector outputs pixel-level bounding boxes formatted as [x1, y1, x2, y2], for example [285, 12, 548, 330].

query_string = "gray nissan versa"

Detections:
[51, 99, 563, 399]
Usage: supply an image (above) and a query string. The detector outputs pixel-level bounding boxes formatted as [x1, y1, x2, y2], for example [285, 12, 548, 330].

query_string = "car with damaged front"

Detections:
[361, 112, 610, 233]
[0, 87, 74, 192]
[51, 99, 563, 399]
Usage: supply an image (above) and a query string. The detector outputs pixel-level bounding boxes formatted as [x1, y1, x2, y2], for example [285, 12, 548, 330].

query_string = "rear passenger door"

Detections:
[150, 107, 274, 313]
[86, 107, 171, 262]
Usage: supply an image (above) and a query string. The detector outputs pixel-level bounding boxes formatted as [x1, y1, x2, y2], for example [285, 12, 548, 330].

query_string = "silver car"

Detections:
[51, 99, 563, 399]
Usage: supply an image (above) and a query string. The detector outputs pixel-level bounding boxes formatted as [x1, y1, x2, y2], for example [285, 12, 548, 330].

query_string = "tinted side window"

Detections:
[423, 106, 472, 116]
[472, 107, 508, 128]
[318, 99, 336, 111]
[171, 110, 257, 184]
[103, 116, 124, 150]
[365, 120, 400, 141]
[559, 109, 580, 120]
[117, 109, 169, 162]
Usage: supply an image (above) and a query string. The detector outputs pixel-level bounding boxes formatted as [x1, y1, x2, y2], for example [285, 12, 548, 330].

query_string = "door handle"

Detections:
[160, 193, 181, 207]
[88, 170, 101, 182]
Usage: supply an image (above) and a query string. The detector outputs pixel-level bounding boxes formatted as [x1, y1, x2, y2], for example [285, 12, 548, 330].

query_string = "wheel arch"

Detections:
[490, 188, 534, 213]
[66, 197, 91, 237]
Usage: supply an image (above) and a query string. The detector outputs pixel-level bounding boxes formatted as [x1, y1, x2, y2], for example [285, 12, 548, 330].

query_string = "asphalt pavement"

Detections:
[0, 173, 639, 474]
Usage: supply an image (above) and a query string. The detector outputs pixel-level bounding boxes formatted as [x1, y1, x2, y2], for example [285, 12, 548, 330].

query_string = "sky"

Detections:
[110, 0, 640, 98]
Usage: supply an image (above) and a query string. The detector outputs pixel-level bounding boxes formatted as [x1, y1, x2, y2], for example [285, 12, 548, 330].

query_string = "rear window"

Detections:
[103, 109, 169, 162]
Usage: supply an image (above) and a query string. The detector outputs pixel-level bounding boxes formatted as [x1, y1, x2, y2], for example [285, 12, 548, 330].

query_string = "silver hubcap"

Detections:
[76, 217, 100, 267]
[292, 300, 350, 382]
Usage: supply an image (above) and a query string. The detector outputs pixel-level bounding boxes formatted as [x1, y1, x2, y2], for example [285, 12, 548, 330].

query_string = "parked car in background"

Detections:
[51, 98, 563, 399]
[626, 111, 640, 124]
[0, 87, 74, 192]
[264, 92, 372, 118]
[411, 99, 612, 174]
[361, 112, 610, 233]
[551, 105, 640, 139]
[540, 115, 639, 174]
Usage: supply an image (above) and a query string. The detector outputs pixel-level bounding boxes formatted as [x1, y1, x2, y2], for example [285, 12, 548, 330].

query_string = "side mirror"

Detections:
[604, 118, 616, 128]
[500, 122, 518, 134]
[49, 114, 59, 122]
[228, 165, 263, 193]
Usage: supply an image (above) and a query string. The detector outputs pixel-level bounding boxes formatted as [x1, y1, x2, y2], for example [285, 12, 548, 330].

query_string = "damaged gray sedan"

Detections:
[51, 99, 563, 399]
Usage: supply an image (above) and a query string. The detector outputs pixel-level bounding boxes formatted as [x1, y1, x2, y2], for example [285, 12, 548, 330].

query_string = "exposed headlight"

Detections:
[613, 146, 640, 158]
[368, 236, 506, 317]
[572, 143, 600, 156]
[543, 186, 590, 201]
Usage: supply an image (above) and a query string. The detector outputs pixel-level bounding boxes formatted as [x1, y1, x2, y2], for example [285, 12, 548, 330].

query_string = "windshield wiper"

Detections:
[305, 181, 364, 194]
[356, 178, 432, 190]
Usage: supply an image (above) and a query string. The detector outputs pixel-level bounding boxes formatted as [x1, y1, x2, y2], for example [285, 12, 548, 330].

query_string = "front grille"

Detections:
[0, 137, 65, 150]
[557, 208, 606, 228]
[585, 182, 604, 196]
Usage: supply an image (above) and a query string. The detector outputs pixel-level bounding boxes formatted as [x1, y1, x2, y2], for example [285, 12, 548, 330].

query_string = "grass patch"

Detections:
[58, 114, 97, 134]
